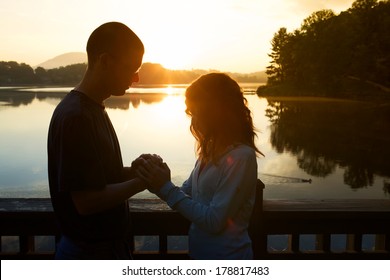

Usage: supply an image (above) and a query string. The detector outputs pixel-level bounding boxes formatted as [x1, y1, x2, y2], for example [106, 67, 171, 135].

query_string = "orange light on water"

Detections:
[163, 85, 186, 96]
[165, 86, 174, 95]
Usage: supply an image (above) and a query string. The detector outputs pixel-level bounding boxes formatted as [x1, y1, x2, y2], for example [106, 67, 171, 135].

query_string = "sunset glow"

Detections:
[1, 0, 356, 72]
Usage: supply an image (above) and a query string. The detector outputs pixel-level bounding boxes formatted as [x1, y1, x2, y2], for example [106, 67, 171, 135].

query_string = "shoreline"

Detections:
[257, 83, 390, 103]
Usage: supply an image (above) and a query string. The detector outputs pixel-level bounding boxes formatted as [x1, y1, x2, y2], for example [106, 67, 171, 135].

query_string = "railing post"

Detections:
[354, 234, 363, 253]
[289, 234, 300, 253]
[375, 234, 386, 251]
[251, 179, 265, 259]
[19, 235, 34, 255]
[347, 234, 363, 253]
[159, 234, 168, 256]
[316, 234, 331, 253]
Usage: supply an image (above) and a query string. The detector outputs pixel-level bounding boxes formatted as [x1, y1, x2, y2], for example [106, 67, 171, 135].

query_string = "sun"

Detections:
[143, 40, 197, 70]
[156, 53, 194, 70]
[165, 86, 174, 95]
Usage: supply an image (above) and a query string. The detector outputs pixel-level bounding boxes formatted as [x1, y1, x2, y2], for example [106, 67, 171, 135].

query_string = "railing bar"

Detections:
[55, 235, 61, 245]
[159, 234, 167, 254]
[19, 235, 34, 254]
[19, 236, 27, 254]
[385, 234, 390, 252]
[354, 234, 363, 252]
[290, 234, 300, 253]
[322, 234, 331, 252]
[255, 232, 268, 259]
[346, 234, 354, 252]
[250, 179, 265, 260]
[128, 234, 135, 253]
[315, 234, 323, 251]
[375, 234, 386, 251]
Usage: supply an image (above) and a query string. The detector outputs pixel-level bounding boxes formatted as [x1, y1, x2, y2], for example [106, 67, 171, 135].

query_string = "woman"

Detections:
[137, 73, 263, 259]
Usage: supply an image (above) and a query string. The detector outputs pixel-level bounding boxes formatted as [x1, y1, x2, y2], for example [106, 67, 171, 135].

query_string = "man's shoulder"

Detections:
[55, 90, 81, 113]
[52, 91, 92, 122]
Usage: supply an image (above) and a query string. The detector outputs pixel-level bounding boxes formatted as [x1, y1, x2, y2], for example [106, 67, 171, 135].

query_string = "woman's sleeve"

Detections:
[179, 161, 197, 196]
[158, 149, 257, 234]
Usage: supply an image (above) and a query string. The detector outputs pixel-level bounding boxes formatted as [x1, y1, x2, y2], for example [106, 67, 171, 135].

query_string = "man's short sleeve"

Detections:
[55, 115, 106, 192]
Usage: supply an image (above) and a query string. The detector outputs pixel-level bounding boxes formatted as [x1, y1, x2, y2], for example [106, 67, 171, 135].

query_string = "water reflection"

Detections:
[0, 91, 37, 107]
[105, 94, 165, 109]
[384, 180, 390, 195]
[0, 90, 167, 110]
[2, 87, 389, 199]
[265, 97, 390, 190]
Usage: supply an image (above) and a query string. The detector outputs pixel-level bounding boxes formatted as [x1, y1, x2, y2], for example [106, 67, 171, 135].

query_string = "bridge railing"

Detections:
[1, 180, 390, 259]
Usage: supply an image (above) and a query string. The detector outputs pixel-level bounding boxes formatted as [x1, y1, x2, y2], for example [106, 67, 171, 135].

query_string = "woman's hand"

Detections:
[136, 158, 171, 192]
[131, 153, 162, 170]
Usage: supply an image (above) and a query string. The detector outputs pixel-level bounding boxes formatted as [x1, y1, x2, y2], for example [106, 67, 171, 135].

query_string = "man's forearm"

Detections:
[122, 166, 137, 180]
[71, 178, 146, 215]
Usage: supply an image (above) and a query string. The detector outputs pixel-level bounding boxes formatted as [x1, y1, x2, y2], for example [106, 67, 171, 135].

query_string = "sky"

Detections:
[0, 0, 356, 73]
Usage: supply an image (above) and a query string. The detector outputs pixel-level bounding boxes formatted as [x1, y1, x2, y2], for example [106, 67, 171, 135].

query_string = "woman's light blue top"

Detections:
[157, 144, 258, 259]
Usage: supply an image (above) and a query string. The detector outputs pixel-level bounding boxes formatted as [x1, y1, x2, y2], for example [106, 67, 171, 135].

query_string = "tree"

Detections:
[351, 0, 379, 10]
[0, 61, 35, 85]
[266, 28, 292, 85]
[301, 9, 335, 33]
[34, 67, 47, 83]
[262, 0, 390, 96]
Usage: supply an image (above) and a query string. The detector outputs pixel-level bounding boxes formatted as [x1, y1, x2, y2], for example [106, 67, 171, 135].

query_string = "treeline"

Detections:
[138, 63, 266, 84]
[261, 0, 390, 97]
[0, 61, 266, 86]
[0, 62, 86, 86]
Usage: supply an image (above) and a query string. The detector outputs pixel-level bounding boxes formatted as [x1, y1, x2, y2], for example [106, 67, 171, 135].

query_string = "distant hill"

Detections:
[36, 52, 87, 69]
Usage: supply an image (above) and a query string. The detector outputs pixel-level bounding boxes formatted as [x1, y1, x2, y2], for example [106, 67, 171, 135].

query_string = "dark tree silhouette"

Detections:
[266, 28, 292, 85]
[0, 61, 266, 86]
[260, 0, 390, 97]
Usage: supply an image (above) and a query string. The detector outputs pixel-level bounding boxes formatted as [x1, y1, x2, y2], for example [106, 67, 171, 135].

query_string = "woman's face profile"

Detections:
[189, 99, 223, 136]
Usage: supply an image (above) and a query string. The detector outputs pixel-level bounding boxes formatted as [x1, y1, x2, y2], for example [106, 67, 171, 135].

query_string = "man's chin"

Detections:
[111, 89, 128, 96]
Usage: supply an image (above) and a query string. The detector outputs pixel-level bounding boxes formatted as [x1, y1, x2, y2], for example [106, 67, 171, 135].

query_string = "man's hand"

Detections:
[131, 154, 163, 169]
[136, 159, 171, 192]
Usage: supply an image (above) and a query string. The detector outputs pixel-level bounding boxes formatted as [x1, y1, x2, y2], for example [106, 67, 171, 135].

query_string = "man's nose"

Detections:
[132, 72, 140, 83]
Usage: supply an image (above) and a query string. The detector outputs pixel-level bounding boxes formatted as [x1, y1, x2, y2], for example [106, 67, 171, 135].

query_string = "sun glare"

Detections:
[163, 85, 186, 96]
[165, 86, 174, 95]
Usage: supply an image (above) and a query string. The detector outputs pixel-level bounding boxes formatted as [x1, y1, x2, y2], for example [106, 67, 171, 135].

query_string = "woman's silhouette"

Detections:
[137, 73, 263, 259]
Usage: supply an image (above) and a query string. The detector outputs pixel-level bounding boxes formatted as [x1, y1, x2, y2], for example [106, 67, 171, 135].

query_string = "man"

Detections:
[47, 22, 146, 259]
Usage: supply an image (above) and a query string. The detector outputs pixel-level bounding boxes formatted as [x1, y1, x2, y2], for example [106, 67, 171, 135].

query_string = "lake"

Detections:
[1, 85, 389, 200]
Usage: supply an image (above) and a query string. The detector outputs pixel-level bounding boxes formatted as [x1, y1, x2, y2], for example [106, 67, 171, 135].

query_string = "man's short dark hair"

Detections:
[86, 22, 144, 68]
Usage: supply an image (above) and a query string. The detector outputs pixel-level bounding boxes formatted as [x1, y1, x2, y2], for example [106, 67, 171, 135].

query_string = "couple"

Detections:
[48, 22, 262, 260]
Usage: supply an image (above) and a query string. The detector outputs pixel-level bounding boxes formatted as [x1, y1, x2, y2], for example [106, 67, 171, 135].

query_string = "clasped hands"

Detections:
[132, 154, 171, 193]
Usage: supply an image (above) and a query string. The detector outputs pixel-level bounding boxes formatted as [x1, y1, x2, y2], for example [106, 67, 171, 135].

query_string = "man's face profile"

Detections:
[107, 50, 143, 96]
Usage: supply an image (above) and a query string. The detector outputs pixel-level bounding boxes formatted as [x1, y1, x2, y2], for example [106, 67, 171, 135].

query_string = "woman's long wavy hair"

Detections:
[185, 73, 263, 163]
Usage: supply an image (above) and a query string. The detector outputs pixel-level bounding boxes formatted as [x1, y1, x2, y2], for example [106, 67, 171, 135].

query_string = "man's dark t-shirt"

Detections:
[48, 90, 130, 242]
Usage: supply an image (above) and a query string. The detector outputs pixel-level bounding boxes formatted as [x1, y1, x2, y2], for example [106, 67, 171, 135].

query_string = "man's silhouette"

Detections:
[48, 22, 146, 259]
